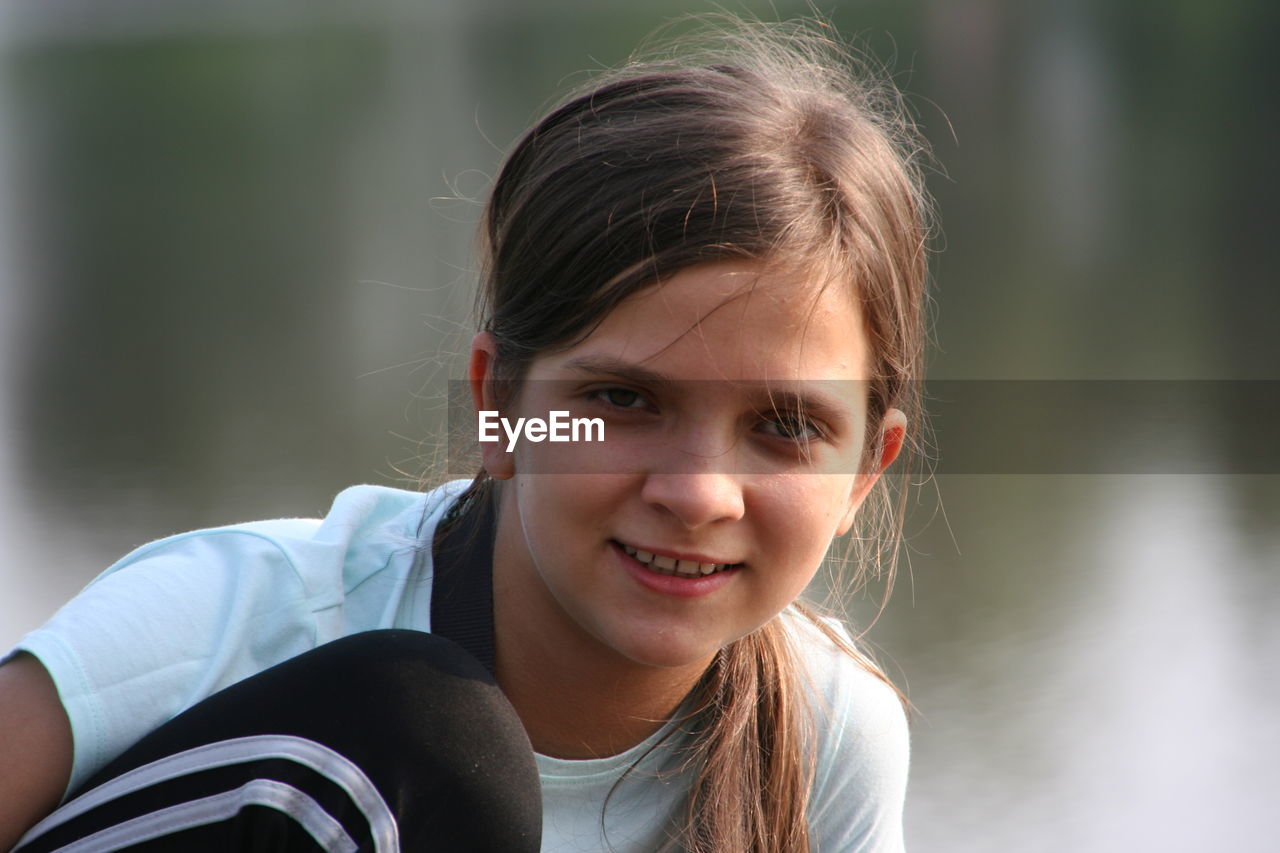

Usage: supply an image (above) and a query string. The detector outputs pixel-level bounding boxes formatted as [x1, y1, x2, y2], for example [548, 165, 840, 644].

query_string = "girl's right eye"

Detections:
[590, 387, 648, 409]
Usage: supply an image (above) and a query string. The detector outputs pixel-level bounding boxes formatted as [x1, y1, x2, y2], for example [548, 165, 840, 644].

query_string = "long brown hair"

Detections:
[458, 17, 930, 852]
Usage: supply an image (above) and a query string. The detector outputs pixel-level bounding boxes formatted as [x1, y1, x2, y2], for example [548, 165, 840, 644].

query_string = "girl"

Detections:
[0, 18, 929, 853]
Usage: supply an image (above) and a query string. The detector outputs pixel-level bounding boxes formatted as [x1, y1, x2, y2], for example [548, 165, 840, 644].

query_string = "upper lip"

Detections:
[614, 539, 742, 566]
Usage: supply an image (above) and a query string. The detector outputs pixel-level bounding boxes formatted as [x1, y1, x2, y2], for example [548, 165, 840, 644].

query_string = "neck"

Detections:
[496, 634, 705, 759]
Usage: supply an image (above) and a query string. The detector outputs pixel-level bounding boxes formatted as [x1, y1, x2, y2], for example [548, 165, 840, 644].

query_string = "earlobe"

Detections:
[835, 408, 907, 537]
[468, 332, 515, 480]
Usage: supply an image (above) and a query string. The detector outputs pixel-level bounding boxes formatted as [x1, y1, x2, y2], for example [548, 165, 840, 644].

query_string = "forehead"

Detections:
[557, 261, 869, 383]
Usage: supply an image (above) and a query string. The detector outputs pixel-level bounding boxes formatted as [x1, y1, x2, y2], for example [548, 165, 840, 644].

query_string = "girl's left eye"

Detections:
[589, 387, 649, 409]
[760, 412, 823, 443]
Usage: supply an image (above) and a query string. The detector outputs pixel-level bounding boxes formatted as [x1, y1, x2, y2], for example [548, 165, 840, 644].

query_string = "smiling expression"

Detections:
[477, 260, 887, 675]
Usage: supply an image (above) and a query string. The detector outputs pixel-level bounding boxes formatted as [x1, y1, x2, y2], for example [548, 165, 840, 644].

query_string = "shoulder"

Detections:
[783, 609, 909, 852]
[110, 484, 442, 581]
[18, 481, 462, 659]
[78, 482, 456, 612]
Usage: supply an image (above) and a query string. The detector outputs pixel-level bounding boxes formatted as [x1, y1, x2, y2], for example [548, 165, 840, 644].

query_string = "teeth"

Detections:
[620, 543, 734, 578]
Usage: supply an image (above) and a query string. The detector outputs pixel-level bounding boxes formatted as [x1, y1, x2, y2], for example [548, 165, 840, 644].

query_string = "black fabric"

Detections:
[17, 631, 541, 853]
[428, 493, 498, 677]
[27, 757, 372, 852]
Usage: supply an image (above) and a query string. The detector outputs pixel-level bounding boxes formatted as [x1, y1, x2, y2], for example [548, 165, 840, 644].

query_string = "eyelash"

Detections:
[758, 412, 825, 444]
[587, 386, 827, 447]
[587, 386, 651, 411]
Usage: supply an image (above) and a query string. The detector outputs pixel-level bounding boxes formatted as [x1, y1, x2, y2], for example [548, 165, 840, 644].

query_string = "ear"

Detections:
[468, 332, 515, 480]
[835, 408, 907, 537]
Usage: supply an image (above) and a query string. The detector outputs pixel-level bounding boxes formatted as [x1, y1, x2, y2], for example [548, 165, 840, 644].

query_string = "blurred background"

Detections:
[1, 0, 1276, 849]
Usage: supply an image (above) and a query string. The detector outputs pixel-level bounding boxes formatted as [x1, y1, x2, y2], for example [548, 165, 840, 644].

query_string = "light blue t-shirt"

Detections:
[12, 482, 908, 852]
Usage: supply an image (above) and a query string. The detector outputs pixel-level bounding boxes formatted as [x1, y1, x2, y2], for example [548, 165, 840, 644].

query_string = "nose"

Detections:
[640, 469, 746, 529]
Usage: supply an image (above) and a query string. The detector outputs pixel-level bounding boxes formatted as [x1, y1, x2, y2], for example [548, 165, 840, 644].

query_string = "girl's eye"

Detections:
[760, 412, 822, 443]
[591, 387, 648, 409]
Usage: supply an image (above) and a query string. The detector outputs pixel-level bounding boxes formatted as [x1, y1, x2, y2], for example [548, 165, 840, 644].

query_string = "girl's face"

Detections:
[475, 261, 900, 674]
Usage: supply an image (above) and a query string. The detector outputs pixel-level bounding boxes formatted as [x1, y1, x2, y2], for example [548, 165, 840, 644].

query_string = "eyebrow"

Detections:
[559, 355, 676, 391]
[752, 388, 853, 426]
[559, 355, 856, 425]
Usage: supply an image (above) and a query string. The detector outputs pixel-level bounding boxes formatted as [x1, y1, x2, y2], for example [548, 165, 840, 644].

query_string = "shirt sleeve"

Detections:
[801, 621, 911, 853]
[14, 524, 326, 795]
[8, 483, 440, 799]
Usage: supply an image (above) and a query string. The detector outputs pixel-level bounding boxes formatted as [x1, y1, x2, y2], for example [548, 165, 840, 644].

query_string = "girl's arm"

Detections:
[0, 653, 72, 851]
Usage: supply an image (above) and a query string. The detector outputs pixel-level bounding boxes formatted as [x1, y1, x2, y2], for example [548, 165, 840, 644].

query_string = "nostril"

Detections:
[639, 473, 746, 529]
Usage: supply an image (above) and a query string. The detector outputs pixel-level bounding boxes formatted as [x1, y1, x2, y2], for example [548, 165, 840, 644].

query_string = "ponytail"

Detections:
[672, 616, 812, 852]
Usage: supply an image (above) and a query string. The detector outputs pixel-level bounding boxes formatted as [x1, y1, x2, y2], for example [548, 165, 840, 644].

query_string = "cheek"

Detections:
[511, 472, 622, 564]
[761, 476, 854, 562]
[511, 429, 627, 478]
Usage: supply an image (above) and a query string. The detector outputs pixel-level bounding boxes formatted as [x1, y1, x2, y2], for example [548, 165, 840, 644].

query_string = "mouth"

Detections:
[615, 541, 742, 579]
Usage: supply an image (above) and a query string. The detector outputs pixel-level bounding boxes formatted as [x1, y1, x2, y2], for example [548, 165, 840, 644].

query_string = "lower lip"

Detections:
[612, 542, 740, 599]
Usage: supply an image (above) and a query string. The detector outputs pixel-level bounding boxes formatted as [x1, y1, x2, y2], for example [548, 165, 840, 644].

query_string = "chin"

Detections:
[607, 627, 724, 672]
[625, 648, 708, 671]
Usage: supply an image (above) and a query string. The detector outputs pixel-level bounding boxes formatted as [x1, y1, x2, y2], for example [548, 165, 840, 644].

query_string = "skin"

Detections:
[0, 653, 73, 851]
[470, 261, 904, 759]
